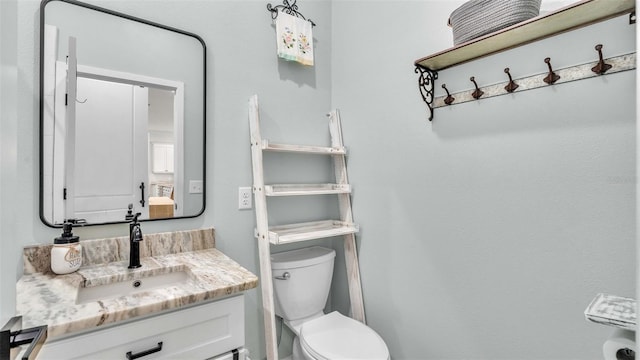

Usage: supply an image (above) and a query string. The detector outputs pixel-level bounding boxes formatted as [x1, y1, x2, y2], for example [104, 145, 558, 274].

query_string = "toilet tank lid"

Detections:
[271, 246, 335, 270]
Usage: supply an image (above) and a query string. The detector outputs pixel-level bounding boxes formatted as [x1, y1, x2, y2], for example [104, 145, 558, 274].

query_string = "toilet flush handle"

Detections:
[275, 272, 290, 280]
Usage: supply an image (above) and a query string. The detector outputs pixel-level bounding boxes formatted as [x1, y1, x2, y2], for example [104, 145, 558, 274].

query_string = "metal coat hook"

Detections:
[470, 76, 484, 99]
[591, 44, 612, 75]
[503, 68, 519, 93]
[442, 84, 455, 105]
[543, 57, 560, 84]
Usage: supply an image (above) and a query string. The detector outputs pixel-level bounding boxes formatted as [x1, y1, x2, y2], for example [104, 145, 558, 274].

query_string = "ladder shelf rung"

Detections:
[265, 184, 351, 196]
[262, 140, 346, 155]
[255, 220, 359, 245]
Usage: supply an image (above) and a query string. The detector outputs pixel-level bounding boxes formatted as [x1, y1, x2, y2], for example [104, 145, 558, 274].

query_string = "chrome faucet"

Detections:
[128, 213, 143, 269]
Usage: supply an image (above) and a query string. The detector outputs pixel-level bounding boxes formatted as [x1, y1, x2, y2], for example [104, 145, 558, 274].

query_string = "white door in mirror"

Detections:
[68, 76, 149, 223]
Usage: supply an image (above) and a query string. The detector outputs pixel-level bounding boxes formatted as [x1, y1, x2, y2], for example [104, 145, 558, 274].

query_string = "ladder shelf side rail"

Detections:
[248, 95, 367, 360]
[329, 110, 366, 324]
[248, 95, 278, 360]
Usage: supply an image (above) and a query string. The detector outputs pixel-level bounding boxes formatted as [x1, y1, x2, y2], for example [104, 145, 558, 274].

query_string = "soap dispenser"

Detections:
[51, 222, 82, 274]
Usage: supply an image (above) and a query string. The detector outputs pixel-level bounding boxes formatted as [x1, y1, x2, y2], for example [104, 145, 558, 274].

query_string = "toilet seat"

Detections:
[300, 312, 389, 360]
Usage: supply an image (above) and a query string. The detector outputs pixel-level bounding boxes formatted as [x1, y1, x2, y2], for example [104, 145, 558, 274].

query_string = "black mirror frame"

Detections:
[38, 0, 207, 228]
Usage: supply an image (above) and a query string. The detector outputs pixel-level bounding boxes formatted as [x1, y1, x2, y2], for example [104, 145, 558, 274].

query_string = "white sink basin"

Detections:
[76, 271, 189, 304]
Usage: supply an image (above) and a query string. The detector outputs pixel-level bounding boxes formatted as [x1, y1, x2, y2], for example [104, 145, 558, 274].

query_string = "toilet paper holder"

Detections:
[585, 294, 637, 360]
[616, 347, 635, 360]
[604, 329, 636, 360]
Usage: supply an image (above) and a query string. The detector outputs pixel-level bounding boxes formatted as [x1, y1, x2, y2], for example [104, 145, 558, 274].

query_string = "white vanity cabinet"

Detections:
[38, 295, 245, 360]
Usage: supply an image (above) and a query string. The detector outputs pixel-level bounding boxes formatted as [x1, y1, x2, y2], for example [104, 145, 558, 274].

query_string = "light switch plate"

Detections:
[189, 180, 203, 194]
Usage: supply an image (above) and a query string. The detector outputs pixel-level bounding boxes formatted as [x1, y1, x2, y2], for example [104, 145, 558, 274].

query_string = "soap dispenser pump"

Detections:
[51, 222, 82, 274]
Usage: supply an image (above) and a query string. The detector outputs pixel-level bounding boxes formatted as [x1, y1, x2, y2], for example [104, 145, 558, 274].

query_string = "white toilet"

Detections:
[271, 246, 390, 360]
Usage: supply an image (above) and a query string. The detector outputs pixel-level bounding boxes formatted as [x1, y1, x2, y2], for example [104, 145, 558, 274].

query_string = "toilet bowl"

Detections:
[297, 311, 388, 360]
[271, 246, 389, 360]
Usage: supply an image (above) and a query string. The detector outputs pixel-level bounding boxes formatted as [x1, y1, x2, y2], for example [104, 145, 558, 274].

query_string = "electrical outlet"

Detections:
[238, 187, 252, 210]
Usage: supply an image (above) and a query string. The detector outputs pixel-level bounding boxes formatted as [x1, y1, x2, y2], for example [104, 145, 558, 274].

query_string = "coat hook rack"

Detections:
[592, 44, 612, 75]
[428, 52, 635, 114]
[470, 76, 484, 99]
[267, 0, 316, 26]
[543, 57, 561, 84]
[442, 84, 455, 105]
[503, 68, 519, 93]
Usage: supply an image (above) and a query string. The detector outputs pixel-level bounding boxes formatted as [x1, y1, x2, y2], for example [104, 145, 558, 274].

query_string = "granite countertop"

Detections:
[17, 228, 258, 339]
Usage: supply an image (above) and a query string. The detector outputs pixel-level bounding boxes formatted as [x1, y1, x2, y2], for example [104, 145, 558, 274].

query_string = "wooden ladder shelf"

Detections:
[248, 95, 366, 360]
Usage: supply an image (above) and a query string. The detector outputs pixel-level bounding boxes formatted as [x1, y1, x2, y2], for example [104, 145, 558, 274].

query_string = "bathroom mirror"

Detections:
[39, 0, 206, 227]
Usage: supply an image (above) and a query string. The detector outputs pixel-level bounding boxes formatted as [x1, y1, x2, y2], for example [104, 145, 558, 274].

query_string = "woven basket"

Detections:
[449, 0, 541, 45]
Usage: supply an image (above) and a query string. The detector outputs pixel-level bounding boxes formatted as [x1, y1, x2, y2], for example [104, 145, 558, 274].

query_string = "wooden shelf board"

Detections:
[265, 184, 351, 196]
[415, 0, 635, 71]
[262, 140, 346, 155]
[262, 220, 359, 245]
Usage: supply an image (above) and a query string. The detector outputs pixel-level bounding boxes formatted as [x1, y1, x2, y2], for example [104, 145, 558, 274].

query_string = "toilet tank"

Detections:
[271, 246, 336, 321]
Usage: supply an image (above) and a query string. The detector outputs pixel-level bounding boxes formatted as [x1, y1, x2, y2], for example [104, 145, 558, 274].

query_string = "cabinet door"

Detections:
[208, 348, 248, 360]
[39, 295, 244, 359]
[152, 143, 174, 174]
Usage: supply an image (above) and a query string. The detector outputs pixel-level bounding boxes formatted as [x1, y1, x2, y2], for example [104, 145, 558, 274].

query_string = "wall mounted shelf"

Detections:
[416, 0, 634, 71]
[414, 0, 635, 121]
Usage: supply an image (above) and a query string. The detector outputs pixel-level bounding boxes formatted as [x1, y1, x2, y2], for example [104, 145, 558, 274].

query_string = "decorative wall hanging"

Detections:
[267, 0, 316, 26]
[268, 0, 315, 66]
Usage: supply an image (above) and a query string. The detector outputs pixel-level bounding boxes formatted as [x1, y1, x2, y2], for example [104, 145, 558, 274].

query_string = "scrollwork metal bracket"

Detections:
[267, 0, 316, 27]
[415, 65, 438, 121]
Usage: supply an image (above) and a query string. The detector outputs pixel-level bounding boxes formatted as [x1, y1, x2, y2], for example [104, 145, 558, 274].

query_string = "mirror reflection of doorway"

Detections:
[48, 60, 184, 224]
[148, 88, 176, 219]
[40, 2, 205, 227]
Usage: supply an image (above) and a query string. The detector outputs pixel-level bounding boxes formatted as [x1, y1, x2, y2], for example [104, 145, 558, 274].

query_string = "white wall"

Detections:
[331, 1, 635, 359]
[0, 0, 19, 329]
[1, 1, 636, 359]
